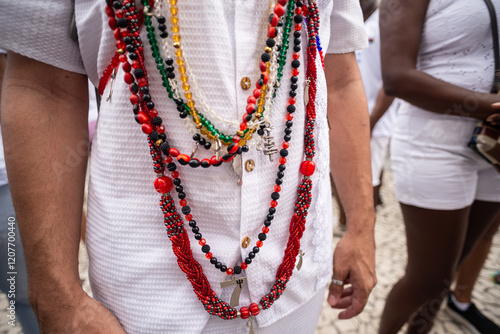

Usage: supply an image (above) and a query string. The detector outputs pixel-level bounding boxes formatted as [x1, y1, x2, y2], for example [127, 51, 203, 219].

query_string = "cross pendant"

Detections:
[220, 276, 247, 307]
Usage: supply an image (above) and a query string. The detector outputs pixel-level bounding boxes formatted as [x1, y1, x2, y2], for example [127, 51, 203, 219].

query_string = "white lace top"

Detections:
[0, 0, 366, 332]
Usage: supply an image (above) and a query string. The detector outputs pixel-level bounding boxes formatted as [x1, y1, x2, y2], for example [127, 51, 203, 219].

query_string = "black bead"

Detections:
[244, 114, 252, 122]
[175, 185, 183, 192]
[123, 36, 132, 44]
[267, 214, 274, 221]
[257, 79, 264, 87]
[222, 153, 233, 162]
[130, 82, 139, 93]
[210, 257, 217, 265]
[160, 31, 169, 39]
[173, 178, 181, 185]
[234, 266, 242, 274]
[132, 104, 139, 114]
[236, 147, 242, 155]
[149, 131, 159, 142]
[157, 16, 166, 24]
[201, 160, 210, 168]
[158, 23, 167, 32]
[266, 39, 276, 48]
[113, 0, 122, 8]
[178, 157, 188, 166]
[181, 206, 191, 215]
[275, 178, 283, 185]
[204, 142, 211, 150]
[167, 72, 175, 79]
[142, 94, 151, 102]
[128, 52, 138, 60]
[192, 226, 199, 233]
[277, 171, 284, 178]
[286, 121, 293, 128]
[146, 101, 155, 110]
[189, 220, 197, 227]
[220, 265, 227, 272]
[133, 68, 144, 79]
[294, 14, 303, 24]
[269, 207, 276, 215]
[193, 133, 201, 141]
[160, 142, 170, 155]
[189, 159, 200, 168]
[291, 83, 298, 91]
[177, 105, 185, 112]
[125, 45, 135, 53]
[242, 145, 249, 152]
[293, 45, 301, 52]
[248, 252, 255, 259]
[245, 258, 252, 264]
[201, 245, 210, 253]
[159, 133, 166, 141]
[116, 18, 128, 28]
[215, 261, 222, 269]
[289, 90, 297, 98]
[167, 163, 177, 172]
[297, 1, 303, 6]
[271, 192, 280, 200]
[287, 105, 296, 113]
[257, 128, 265, 136]
[165, 58, 174, 65]
[294, 31, 301, 39]
[278, 164, 286, 172]
[179, 111, 188, 118]
[178, 192, 186, 199]
[292, 60, 300, 68]
[253, 247, 260, 254]
[199, 137, 206, 145]
[264, 220, 272, 227]
[195, 233, 202, 240]
[291, 76, 298, 83]
[141, 86, 149, 94]
[261, 52, 271, 62]
[258, 233, 267, 241]
[285, 128, 292, 135]
[284, 135, 291, 142]
[151, 117, 161, 126]
[294, 38, 301, 46]
[166, 65, 175, 72]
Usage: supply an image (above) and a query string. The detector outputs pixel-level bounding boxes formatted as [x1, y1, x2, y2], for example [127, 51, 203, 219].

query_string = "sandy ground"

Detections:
[1, 168, 499, 333]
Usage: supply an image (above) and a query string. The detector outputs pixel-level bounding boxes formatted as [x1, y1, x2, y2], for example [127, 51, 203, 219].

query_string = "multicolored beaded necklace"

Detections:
[103, 0, 322, 326]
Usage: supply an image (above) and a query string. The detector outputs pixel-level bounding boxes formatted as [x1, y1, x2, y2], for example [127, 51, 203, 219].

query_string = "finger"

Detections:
[330, 295, 352, 309]
[491, 102, 500, 109]
[327, 280, 344, 307]
[486, 113, 500, 124]
[338, 285, 369, 319]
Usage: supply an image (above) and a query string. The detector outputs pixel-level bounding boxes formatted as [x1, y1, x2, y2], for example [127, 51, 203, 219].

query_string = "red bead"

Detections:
[165, 156, 173, 163]
[282, 142, 289, 149]
[287, 114, 294, 121]
[240, 307, 250, 319]
[288, 97, 296, 105]
[270, 14, 279, 27]
[169, 148, 180, 157]
[201, 158, 211, 166]
[295, 7, 302, 14]
[232, 135, 241, 143]
[270, 200, 278, 208]
[262, 226, 269, 234]
[278, 0, 287, 6]
[185, 213, 193, 221]
[240, 263, 248, 270]
[180, 199, 187, 207]
[253, 89, 261, 98]
[105, 6, 114, 17]
[274, 4, 285, 17]
[130, 94, 140, 104]
[210, 156, 221, 165]
[256, 240, 263, 247]
[177, 154, 190, 164]
[113, 28, 121, 40]
[240, 123, 247, 131]
[293, 52, 300, 60]
[205, 252, 213, 259]
[274, 185, 281, 192]
[292, 68, 299, 76]
[124, 72, 134, 84]
[249, 303, 260, 316]
[149, 109, 158, 117]
[199, 238, 206, 246]
[279, 157, 286, 164]
[141, 123, 153, 134]
[157, 125, 165, 133]
[108, 17, 117, 30]
[262, 72, 269, 84]
[247, 95, 256, 104]
[136, 112, 148, 124]
[246, 103, 255, 113]
[267, 26, 277, 38]
[154, 176, 173, 193]
[226, 268, 234, 275]
[122, 62, 131, 72]
[137, 78, 147, 86]
[131, 61, 140, 69]
[228, 143, 239, 154]
[260, 60, 267, 72]
[119, 55, 127, 63]
[295, 23, 302, 31]
[300, 161, 316, 176]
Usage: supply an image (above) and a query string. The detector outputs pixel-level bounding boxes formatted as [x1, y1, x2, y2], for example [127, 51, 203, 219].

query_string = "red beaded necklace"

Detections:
[104, 0, 321, 321]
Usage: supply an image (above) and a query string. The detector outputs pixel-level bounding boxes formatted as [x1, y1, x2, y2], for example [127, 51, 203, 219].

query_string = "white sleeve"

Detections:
[324, 0, 368, 54]
[0, 0, 85, 74]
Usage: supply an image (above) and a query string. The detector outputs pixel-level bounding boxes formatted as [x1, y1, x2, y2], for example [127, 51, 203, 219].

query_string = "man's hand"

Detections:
[328, 230, 376, 319]
[34, 290, 126, 334]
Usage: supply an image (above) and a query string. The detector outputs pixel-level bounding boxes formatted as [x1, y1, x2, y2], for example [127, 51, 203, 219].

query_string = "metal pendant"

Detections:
[214, 135, 222, 161]
[247, 318, 255, 334]
[304, 78, 310, 107]
[220, 276, 247, 307]
[106, 68, 116, 102]
[257, 122, 279, 162]
[232, 154, 243, 186]
[296, 249, 305, 271]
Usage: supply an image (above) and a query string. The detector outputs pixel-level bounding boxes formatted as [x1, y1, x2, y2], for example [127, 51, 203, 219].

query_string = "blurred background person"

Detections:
[379, 0, 500, 333]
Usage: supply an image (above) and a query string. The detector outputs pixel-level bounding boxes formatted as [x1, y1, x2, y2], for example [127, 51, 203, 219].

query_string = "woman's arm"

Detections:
[380, 0, 500, 120]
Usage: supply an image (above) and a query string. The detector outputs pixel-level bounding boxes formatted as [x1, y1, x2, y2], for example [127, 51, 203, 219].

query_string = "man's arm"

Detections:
[324, 52, 377, 319]
[2, 52, 124, 332]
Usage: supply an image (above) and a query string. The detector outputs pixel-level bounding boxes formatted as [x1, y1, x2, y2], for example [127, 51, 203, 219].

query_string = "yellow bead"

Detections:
[173, 34, 181, 43]
[180, 74, 188, 83]
[255, 112, 262, 118]
[200, 127, 208, 135]
[182, 82, 190, 91]
[249, 128, 256, 133]
[196, 123, 202, 129]
[175, 49, 183, 57]
[184, 91, 192, 99]
[176, 57, 184, 66]
[173, 41, 181, 49]
[207, 133, 215, 140]
[239, 139, 247, 146]
[193, 115, 201, 123]
[244, 132, 252, 140]
[171, 16, 178, 24]
[264, 46, 272, 53]
[171, 24, 179, 33]
[169, 0, 177, 5]
[170, 6, 178, 15]
[187, 100, 195, 108]
[179, 65, 186, 74]
[236, 130, 244, 137]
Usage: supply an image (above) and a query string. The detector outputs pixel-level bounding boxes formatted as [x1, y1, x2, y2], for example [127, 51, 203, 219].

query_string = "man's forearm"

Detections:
[1, 53, 89, 308]
[325, 53, 374, 231]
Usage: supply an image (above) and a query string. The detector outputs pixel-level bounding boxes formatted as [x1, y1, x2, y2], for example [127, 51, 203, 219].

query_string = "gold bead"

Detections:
[200, 127, 208, 135]
[171, 16, 178, 24]
[236, 130, 244, 137]
[173, 41, 181, 49]
[170, 6, 178, 15]
[179, 65, 186, 74]
[244, 132, 252, 140]
[117, 48, 125, 54]
[239, 139, 247, 146]
[187, 100, 195, 108]
[176, 57, 184, 66]
[155, 139, 163, 146]
[169, 0, 177, 5]
[196, 123, 202, 129]
[182, 82, 190, 91]
[180, 74, 188, 83]
[175, 48, 183, 57]
[193, 115, 201, 123]
[264, 46, 272, 53]
[173, 34, 181, 43]
[184, 91, 192, 99]
[207, 133, 215, 140]
[171, 24, 179, 33]
[255, 113, 262, 118]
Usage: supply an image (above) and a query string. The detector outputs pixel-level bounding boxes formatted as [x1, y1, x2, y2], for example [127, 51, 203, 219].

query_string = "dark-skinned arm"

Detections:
[380, 0, 500, 120]
[325, 52, 377, 319]
[1, 52, 125, 333]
